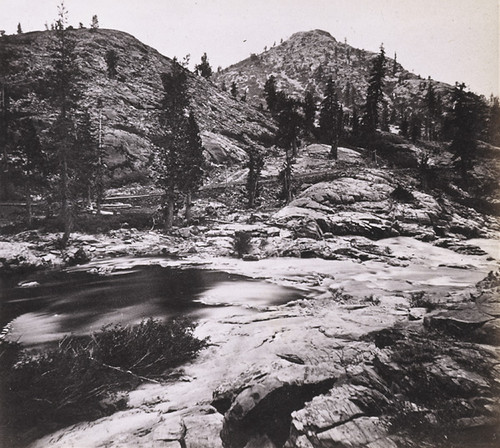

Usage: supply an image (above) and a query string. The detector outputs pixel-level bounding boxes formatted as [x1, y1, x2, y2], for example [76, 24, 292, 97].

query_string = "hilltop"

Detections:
[0, 28, 274, 185]
[215, 29, 452, 115]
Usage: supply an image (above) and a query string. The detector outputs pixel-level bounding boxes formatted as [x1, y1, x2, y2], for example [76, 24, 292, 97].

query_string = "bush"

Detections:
[0, 318, 208, 446]
[233, 230, 252, 258]
[390, 184, 415, 202]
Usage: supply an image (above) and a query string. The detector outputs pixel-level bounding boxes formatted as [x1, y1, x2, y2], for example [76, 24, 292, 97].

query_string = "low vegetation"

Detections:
[0, 318, 208, 447]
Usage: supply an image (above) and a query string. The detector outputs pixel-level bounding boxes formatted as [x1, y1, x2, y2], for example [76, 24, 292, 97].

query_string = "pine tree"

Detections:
[425, 80, 438, 140]
[362, 45, 386, 134]
[0, 46, 13, 200]
[230, 81, 238, 99]
[151, 63, 204, 228]
[17, 23, 22, 34]
[409, 114, 421, 142]
[264, 75, 277, 113]
[74, 109, 99, 207]
[245, 147, 264, 208]
[152, 64, 188, 230]
[488, 96, 500, 146]
[49, 1, 81, 246]
[90, 15, 99, 31]
[449, 83, 477, 180]
[302, 90, 316, 137]
[351, 107, 360, 138]
[105, 49, 119, 79]
[195, 53, 212, 79]
[13, 119, 45, 225]
[276, 96, 301, 202]
[180, 111, 205, 221]
[319, 78, 343, 159]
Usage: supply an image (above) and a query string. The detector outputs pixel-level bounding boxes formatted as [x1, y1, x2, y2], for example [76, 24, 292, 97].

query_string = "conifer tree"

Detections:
[17, 23, 22, 34]
[49, 1, 81, 246]
[105, 49, 119, 79]
[230, 81, 238, 99]
[245, 147, 264, 208]
[276, 96, 301, 202]
[362, 45, 386, 134]
[13, 119, 45, 225]
[74, 109, 99, 207]
[90, 15, 99, 31]
[0, 46, 13, 200]
[151, 63, 205, 228]
[302, 89, 316, 137]
[425, 80, 438, 140]
[488, 96, 500, 146]
[195, 53, 212, 79]
[264, 75, 277, 113]
[449, 83, 477, 180]
[181, 111, 205, 221]
[319, 78, 343, 159]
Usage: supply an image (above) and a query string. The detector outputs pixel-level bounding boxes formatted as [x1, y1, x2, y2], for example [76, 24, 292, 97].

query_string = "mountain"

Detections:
[214, 29, 452, 117]
[0, 29, 275, 184]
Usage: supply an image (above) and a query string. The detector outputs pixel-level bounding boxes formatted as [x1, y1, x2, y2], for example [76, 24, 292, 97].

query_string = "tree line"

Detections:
[242, 45, 500, 206]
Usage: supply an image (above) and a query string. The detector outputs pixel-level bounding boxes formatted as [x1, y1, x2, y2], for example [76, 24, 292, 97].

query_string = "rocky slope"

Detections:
[214, 29, 452, 113]
[0, 29, 274, 181]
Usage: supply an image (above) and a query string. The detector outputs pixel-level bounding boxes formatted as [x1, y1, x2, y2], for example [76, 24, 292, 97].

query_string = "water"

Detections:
[0, 259, 303, 348]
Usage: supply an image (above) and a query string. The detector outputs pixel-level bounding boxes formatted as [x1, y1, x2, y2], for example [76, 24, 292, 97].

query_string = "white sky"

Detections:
[1, 0, 499, 96]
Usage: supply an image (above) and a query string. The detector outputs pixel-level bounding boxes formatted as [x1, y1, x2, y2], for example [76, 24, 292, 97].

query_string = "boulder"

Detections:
[424, 308, 493, 336]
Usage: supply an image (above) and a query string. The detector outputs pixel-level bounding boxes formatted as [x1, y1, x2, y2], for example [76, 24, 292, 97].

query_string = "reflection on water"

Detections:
[0, 263, 302, 348]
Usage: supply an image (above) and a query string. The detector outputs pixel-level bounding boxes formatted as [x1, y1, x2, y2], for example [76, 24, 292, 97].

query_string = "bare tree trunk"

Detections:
[184, 191, 193, 223]
[26, 182, 32, 226]
[163, 192, 175, 231]
[61, 153, 72, 247]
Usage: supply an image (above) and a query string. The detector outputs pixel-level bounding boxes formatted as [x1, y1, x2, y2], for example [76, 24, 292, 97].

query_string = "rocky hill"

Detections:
[0, 29, 275, 182]
[214, 29, 452, 115]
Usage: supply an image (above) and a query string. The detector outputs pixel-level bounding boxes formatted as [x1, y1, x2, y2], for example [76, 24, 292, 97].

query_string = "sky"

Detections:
[1, 0, 498, 97]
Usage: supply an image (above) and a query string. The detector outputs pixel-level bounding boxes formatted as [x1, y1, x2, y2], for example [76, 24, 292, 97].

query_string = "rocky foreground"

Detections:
[23, 237, 499, 448]
[1, 144, 499, 447]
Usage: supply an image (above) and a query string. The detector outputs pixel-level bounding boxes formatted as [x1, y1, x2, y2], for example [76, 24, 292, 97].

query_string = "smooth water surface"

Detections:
[0, 260, 302, 348]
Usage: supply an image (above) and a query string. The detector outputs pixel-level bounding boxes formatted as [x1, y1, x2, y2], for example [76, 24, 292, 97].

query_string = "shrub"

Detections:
[0, 318, 208, 446]
[233, 230, 252, 258]
[409, 291, 437, 310]
[390, 184, 415, 202]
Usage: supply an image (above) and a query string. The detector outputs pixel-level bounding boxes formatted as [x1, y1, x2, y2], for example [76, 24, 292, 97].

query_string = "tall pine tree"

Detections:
[362, 45, 386, 134]
[195, 53, 212, 79]
[264, 75, 278, 113]
[245, 147, 264, 208]
[449, 83, 477, 180]
[151, 62, 205, 229]
[49, 1, 81, 246]
[276, 96, 302, 202]
[319, 78, 343, 159]
[180, 111, 205, 222]
[302, 89, 316, 137]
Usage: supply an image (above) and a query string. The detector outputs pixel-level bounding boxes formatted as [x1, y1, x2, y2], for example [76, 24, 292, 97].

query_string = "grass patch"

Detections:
[0, 318, 208, 447]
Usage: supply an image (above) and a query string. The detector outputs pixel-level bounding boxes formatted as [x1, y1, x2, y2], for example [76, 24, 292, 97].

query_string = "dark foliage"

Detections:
[390, 184, 415, 202]
[195, 52, 212, 79]
[233, 230, 252, 257]
[0, 318, 207, 446]
[245, 147, 264, 208]
[318, 78, 343, 159]
[362, 45, 386, 134]
[264, 75, 277, 113]
[105, 49, 119, 79]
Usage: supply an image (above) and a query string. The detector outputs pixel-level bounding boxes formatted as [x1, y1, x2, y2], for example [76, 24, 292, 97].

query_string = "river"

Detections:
[0, 259, 303, 348]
